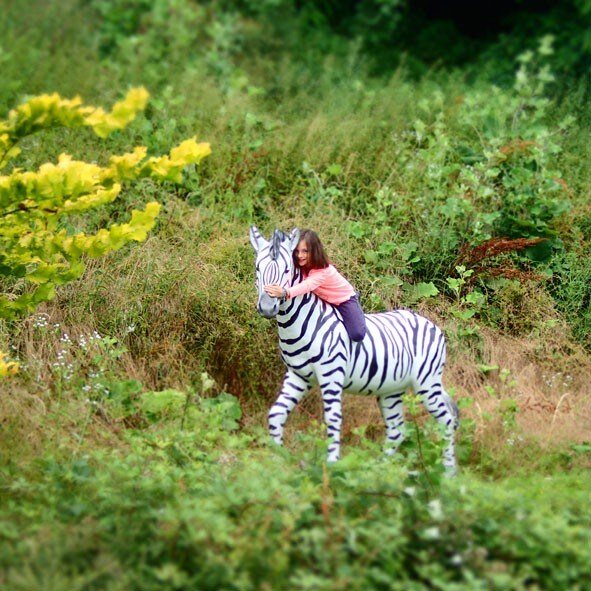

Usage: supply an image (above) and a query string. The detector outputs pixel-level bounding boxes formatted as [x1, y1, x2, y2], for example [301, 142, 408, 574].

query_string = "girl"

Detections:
[264, 229, 367, 341]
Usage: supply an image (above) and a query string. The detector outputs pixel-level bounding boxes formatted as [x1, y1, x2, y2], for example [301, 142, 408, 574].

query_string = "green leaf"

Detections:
[402, 281, 439, 302]
[525, 239, 553, 262]
[0, 263, 26, 277]
[378, 276, 403, 288]
[138, 389, 187, 417]
[477, 364, 499, 374]
[326, 163, 343, 176]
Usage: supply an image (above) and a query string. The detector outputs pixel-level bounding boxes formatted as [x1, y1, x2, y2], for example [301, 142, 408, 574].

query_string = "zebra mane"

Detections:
[269, 229, 286, 260]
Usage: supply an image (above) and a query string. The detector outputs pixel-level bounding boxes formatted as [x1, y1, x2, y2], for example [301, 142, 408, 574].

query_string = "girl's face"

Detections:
[294, 239, 309, 268]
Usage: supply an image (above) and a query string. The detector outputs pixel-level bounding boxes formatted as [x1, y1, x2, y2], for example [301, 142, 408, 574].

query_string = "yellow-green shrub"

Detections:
[0, 88, 211, 319]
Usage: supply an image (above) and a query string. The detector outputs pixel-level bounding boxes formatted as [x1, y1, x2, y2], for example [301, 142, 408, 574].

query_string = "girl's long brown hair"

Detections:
[296, 229, 330, 271]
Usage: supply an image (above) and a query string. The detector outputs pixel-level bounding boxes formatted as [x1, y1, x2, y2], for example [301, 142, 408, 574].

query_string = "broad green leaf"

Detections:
[402, 281, 439, 302]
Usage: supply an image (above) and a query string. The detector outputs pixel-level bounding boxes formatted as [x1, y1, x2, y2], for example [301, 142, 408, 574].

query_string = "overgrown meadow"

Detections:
[1, 2, 591, 589]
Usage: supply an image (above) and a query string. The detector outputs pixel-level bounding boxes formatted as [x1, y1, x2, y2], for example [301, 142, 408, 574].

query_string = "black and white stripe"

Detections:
[250, 226, 459, 473]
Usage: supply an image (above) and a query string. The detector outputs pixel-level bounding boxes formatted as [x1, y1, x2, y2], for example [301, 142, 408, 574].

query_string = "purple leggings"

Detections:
[335, 295, 367, 342]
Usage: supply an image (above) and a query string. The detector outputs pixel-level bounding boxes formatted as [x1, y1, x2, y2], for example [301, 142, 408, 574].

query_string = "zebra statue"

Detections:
[250, 226, 459, 474]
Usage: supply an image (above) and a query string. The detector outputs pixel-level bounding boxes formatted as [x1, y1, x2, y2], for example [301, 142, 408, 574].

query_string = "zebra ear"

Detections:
[288, 228, 300, 251]
[249, 225, 267, 251]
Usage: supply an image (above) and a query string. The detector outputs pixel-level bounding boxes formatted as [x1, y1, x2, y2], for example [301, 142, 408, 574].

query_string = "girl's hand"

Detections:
[264, 284, 287, 298]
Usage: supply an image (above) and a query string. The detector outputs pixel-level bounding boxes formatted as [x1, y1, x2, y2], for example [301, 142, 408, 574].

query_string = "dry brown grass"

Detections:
[0, 377, 126, 466]
[455, 328, 591, 447]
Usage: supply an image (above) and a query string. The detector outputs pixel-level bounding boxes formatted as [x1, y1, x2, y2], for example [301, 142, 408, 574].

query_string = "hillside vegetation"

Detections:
[1, 2, 591, 589]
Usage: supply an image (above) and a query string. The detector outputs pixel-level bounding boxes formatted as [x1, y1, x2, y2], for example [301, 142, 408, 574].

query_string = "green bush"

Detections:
[1, 404, 590, 590]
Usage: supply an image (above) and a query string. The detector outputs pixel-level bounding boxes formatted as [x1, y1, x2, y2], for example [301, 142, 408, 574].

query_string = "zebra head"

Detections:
[249, 226, 300, 319]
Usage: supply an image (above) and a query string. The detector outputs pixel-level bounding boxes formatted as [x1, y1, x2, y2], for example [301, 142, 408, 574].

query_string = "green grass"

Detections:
[1, 396, 590, 590]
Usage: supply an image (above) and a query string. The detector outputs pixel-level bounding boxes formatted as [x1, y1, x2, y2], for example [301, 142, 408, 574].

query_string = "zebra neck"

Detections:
[277, 269, 308, 332]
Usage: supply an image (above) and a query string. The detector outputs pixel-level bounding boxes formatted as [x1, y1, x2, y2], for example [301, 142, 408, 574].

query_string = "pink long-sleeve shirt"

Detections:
[287, 265, 355, 305]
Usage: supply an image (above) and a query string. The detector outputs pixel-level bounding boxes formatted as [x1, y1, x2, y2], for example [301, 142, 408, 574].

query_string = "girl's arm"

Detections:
[285, 268, 330, 298]
[264, 284, 287, 298]
[264, 267, 330, 299]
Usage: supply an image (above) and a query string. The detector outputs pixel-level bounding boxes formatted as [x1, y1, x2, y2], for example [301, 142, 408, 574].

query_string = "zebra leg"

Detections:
[268, 370, 311, 446]
[378, 392, 406, 456]
[419, 384, 459, 475]
[320, 382, 344, 463]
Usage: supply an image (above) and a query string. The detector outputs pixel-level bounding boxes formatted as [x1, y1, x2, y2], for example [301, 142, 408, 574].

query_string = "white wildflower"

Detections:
[33, 314, 49, 329]
[450, 554, 463, 566]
